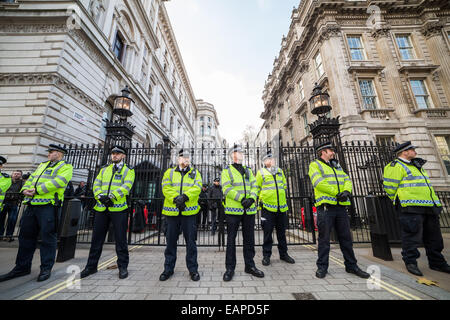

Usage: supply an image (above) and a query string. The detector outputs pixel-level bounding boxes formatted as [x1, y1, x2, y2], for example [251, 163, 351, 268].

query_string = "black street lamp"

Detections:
[309, 83, 331, 116]
[102, 85, 136, 164]
[113, 85, 134, 119]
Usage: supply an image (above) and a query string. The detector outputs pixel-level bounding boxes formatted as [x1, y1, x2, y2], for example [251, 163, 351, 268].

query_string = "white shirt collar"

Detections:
[398, 157, 410, 164]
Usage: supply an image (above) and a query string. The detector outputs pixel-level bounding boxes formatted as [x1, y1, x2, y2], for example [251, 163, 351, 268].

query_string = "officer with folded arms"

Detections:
[0, 145, 73, 282]
[160, 149, 202, 282]
[256, 150, 295, 266]
[221, 144, 264, 281]
[80, 145, 135, 280]
[383, 141, 450, 276]
[308, 141, 369, 279]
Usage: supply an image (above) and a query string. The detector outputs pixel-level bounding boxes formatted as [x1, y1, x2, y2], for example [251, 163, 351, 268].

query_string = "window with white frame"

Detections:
[395, 35, 415, 60]
[410, 79, 432, 109]
[314, 52, 324, 78]
[347, 36, 366, 60]
[434, 135, 450, 175]
[358, 79, 378, 110]
[298, 79, 304, 101]
[376, 135, 395, 146]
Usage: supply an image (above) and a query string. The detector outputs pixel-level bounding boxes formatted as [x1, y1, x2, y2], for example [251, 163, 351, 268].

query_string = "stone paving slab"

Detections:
[1, 244, 449, 301]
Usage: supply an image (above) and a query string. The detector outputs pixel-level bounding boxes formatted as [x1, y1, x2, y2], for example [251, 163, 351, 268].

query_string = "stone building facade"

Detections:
[260, 0, 450, 190]
[195, 99, 225, 150]
[0, 0, 200, 172]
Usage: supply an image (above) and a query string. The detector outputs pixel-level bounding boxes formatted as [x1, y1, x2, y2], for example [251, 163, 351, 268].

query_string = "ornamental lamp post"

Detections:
[309, 83, 331, 117]
[113, 85, 134, 120]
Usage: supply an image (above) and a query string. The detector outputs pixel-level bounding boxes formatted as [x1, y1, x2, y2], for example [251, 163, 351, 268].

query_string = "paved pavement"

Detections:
[0, 237, 449, 300]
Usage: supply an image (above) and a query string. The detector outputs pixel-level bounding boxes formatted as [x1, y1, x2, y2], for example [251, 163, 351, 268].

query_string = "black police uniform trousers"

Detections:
[15, 204, 58, 273]
[225, 212, 256, 271]
[261, 208, 288, 258]
[86, 209, 129, 270]
[398, 208, 447, 268]
[164, 214, 198, 273]
[316, 204, 357, 271]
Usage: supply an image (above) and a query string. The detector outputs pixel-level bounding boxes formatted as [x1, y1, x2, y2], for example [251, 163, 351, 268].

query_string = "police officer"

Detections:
[221, 144, 264, 282]
[308, 142, 369, 279]
[80, 145, 135, 280]
[0, 145, 73, 282]
[383, 141, 450, 276]
[0, 156, 12, 212]
[256, 150, 295, 266]
[160, 149, 202, 282]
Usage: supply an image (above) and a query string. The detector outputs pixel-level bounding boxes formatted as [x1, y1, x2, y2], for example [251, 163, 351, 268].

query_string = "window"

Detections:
[410, 80, 431, 109]
[358, 79, 378, 110]
[434, 136, 450, 175]
[208, 117, 211, 123]
[207, 125, 211, 136]
[376, 136, 395, 146]
[113, 31, 125, 62]
[314, 52, 324, 78]
[289, 126, 294, 141]
[200, 116, 204, 121]
[298, 79, 304, 101]
[395, 35, 415, 60]
[347, 36, 366, 60]
[201, 125, 204, 136]
[169, 116, 174, 132]
[302, 113, 309, 136]
[159, 103, 165, 122]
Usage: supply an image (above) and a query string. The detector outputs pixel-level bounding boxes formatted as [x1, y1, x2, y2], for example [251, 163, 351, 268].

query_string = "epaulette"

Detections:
[390, 161, 397, 167]
[101, 164, 110, 168]
[1, 172, 9, 178]
[225, 165, 229, 170]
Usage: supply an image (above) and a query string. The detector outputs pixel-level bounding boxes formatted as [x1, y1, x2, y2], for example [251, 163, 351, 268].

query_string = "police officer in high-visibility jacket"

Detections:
[160, 149, 202, 282]
[222, 144, 264, 282]
[0, 156, 12, 212]
[383, 141, 450, 276]
[80, 145, 135, 280]
[308, 142, 369, 279]
[256, 150, 295, 266]
[0, 145, 73, 283]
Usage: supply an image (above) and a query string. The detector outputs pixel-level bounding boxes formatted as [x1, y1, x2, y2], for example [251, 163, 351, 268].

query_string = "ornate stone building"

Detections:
[195, 99, 225, 150]
[260, 0, 450, 190]
[0, 0, 200, 172]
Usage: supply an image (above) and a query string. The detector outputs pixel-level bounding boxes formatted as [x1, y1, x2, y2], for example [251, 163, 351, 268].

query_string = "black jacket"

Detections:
[208, 185, 223, 209]
[4, 179, 24, 206]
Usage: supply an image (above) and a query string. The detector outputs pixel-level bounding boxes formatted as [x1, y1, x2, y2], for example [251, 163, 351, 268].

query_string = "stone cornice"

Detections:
[0, 72, 104, 113]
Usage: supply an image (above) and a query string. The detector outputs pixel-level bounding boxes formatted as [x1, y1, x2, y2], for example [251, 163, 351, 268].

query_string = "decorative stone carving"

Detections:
[370, 24, 392, 39]
[318, 24, 341, 42]
[422, 20, 444, 38]
[0, 73, 103, 113]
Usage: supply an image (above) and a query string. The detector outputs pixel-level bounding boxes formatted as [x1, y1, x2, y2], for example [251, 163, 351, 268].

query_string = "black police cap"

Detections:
[47, 144, 68, 155]
[315, 141, 335, 153]
[178, 149, 192, 158]
[214, 177, 220, 182]
[0, 156, 6, 165]
[393, 141, 417, 154]
[262, 149, 273, 161]
[111, 145, 127, 154]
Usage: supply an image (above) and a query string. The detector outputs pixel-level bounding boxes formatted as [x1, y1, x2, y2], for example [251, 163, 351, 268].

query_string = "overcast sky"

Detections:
[165, 0, 299, 144]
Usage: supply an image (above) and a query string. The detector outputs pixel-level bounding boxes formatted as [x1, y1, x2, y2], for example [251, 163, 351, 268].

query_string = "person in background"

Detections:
[208, 178, 223, 236]
[0, 170, 24, 242]
[198, 184, 209, 230]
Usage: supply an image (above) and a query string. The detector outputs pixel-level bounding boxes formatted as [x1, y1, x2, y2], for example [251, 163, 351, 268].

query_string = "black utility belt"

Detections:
[317, 204, 347, 211]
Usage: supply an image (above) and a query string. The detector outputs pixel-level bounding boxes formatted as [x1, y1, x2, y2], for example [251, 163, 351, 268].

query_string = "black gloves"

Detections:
[174, 194, 189, 211]
[241, 198, 255, 210]
[336, 191, 351, 202]
[99, 195, 114, 207]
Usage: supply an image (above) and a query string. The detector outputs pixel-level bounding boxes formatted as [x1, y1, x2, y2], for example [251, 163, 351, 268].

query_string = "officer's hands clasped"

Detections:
[174, 194, 189, 211]
[336, 190, 351, 202]
[99, 195, 114, 208]
[241, 198, 254, 209]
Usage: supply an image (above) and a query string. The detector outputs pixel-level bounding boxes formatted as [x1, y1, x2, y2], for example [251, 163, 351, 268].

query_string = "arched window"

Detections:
[201, 125, 204, 136]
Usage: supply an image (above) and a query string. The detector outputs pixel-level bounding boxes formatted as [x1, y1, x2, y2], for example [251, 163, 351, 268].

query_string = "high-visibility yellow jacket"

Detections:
[255, 167, 288, 213]
[162, 166, 202, 216]
[93, 163, 135, 212]
[383, 159, 441, 208]
[308, 159, 352, 207]
[0, 173, 12, 210]
[221, 164, 258, 215]
[21, 160, 73, 206]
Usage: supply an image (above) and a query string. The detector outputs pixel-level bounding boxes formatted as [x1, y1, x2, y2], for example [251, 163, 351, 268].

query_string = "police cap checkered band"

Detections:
[315, 141, 334, 153]
[111, 145, 127, 154]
